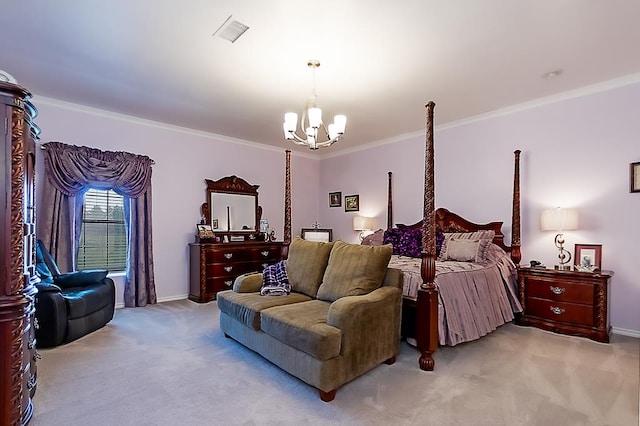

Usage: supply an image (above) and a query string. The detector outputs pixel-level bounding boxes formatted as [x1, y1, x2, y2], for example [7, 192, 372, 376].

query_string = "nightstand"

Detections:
[516, 267, 613, 343]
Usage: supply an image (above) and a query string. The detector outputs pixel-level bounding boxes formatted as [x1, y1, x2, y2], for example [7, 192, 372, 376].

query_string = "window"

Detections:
[77, 188, 127, 271]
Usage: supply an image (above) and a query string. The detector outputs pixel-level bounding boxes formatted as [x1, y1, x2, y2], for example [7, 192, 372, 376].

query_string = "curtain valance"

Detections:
[42, 141, 153, 197]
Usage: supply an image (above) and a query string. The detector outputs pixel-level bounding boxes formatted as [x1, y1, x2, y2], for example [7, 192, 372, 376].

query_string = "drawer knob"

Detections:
[224, 253, 233, 259]
[224, 280, 233, 287]
[224, 266, 233, 272]
[550, 306, 565, 315]
[261, 250, 269, 257]
[550, 286, 565, 295]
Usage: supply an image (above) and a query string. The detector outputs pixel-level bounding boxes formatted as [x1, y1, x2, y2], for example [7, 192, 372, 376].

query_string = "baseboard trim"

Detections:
[612, 326, 640, 339]
[115, 294, 189, 309]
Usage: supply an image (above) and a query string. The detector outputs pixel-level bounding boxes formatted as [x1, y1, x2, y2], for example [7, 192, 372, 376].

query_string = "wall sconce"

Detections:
[352, 216, 371, 241]
[541, 207, 578, 270]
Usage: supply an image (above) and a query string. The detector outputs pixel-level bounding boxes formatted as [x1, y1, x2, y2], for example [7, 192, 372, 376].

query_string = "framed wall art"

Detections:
[344, 194, 359, 212]
[329, 191, 342, 207]
[630, 162, 640, 193]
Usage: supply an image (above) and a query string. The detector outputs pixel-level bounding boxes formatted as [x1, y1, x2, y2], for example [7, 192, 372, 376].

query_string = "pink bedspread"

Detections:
[388, 244, 522, 346]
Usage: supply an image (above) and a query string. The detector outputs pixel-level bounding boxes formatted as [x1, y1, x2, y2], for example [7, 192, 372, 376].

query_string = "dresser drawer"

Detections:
[205, 247, 250, 263]
[206, 262, 263, 277]
[526, 297, 594, 327]
[525, 278, 594, 304]
[248, 246, 281, 261]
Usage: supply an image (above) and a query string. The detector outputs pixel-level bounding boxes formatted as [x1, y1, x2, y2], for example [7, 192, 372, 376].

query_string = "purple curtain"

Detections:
[38, 141, 156, 307]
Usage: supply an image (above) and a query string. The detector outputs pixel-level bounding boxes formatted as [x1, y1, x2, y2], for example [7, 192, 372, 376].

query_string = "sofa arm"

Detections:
[35, 290, 68, 348]
[327, 286, 402, 356]
[232, 272, 263, 293]
[54, 269, 108, 289]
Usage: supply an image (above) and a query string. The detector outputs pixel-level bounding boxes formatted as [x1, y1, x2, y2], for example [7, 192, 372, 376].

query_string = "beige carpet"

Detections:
[30, 299, 639, 426]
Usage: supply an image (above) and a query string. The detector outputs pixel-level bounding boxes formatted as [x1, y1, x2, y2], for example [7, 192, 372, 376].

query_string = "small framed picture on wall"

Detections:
[329, 191, 342, 207]
[630, 162, 640, 193]
[344, 194, 359, 212]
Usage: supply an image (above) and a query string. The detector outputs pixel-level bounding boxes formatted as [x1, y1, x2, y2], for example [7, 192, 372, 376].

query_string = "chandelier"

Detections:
[283, 60, 346, 150]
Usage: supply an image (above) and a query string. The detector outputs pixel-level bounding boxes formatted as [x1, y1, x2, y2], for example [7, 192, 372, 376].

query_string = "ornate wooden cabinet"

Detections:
[189, 242, 283, 302]
[516, 267, 613, 343]
[0, 81, 40, 425]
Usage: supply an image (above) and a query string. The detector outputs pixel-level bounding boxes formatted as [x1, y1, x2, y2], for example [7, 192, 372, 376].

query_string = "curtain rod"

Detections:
[39, 144, 156, 165]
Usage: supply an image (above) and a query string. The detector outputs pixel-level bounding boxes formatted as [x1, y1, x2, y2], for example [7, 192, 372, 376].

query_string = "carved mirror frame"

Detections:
[200, 176, 262, 242]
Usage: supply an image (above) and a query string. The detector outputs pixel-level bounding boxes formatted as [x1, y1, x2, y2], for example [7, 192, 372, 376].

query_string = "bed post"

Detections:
[387, 171, 393, 230]
[417, 101, 438, 371]
[282, 149, 292, 259]
[511, 150, 521, 265]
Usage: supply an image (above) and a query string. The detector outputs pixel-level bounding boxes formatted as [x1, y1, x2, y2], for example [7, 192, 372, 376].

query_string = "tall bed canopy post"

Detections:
[511, 150, 522, 265]
[282, 149, 292, 259]
[387, 172, 393, 230]
[417, 101, 439, 371]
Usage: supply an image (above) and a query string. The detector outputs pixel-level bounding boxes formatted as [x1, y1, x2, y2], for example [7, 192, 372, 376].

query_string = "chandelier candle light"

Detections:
[283, 60, 346, 150]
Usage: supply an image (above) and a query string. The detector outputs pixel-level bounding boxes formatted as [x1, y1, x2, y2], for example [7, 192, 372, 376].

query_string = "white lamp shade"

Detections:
[284, 112, 297, 133]
[353, 216, 371, 231]
[308, 107, 322, 128]
[541, 208, 578, 232]
[333, 114, 346, 133]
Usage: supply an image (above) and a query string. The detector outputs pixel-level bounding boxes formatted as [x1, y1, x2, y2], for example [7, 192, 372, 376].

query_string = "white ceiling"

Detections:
[1, 1, 639, 155]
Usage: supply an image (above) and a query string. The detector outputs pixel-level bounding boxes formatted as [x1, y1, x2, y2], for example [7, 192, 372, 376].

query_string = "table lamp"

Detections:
[541, 207, 578, 270]
[352, 216, 371, 241]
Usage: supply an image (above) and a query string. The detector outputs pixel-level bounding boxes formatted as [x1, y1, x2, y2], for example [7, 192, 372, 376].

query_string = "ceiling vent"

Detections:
[212, 15, 249, 43]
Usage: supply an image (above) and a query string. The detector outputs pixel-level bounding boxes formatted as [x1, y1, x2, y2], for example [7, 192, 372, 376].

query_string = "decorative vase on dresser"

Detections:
[516, 266, 613, 343]
[0, 81, 40, 425]
[188, 176, 286, 303]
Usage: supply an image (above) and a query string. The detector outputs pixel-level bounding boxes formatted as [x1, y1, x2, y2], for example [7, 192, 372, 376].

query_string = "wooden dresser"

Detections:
[516, 266, 613, 343]
[0, 81, 40, 425]
[189, 242, 283, 302]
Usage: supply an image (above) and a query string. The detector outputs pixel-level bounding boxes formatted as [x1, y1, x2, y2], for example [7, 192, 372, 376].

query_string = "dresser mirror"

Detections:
[200, 176, 261, 241]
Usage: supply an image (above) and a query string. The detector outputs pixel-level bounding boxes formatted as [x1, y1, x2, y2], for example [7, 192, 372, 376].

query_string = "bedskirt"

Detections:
[388, 252, 522, 346]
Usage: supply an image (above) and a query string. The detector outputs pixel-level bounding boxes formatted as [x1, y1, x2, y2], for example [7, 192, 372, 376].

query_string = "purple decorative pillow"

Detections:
[384, 228, 422, 257]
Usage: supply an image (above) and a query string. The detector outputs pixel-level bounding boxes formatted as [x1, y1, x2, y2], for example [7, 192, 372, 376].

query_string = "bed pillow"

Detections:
[361, 228, 384, 246]
[437, 230, 495, 262]
[439, 238, 493, 263]
[383, 228, 421, 257]
[316, 241, 392, 302]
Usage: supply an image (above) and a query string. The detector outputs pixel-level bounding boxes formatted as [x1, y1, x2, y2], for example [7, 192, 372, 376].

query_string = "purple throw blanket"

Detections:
[260, 261, 290, 296]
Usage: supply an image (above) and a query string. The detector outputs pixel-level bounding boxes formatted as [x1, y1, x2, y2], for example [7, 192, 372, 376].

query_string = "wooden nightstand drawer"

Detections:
[526, 297, 593, 327]
[516, 267, 613, 343]
[526, 279, 594, 304]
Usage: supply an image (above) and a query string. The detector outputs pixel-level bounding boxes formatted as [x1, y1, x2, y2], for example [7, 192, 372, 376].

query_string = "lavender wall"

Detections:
[320, 81, 640, 335]
[33, 98, 320, 306]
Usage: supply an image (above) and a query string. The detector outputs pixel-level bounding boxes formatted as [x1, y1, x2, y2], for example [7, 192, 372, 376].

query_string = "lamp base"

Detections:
[554, 264, 572, 271]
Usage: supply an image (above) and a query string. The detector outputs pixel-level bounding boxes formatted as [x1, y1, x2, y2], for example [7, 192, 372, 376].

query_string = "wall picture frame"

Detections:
[630, 162, 640, 193]
[329, 191, 342, 207]
[344, 194, 359, 212]
[301, 228, 333, 243]
[574, 243, 602, 271]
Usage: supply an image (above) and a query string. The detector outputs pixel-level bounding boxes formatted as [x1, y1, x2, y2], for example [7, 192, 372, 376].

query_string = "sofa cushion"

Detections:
[62, 282, 114, 320]
[317, 241, 393, 302]
[286, 236, 334, 298]
[217, 290, 312, 330]
[261, 300, 341, 361]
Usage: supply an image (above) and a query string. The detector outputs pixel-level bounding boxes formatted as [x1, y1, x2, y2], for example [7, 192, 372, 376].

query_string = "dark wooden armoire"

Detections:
[0, 81, 40, 425]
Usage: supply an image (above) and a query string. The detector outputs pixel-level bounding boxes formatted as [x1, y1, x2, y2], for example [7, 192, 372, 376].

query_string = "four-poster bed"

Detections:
[387, 102, 523, 370]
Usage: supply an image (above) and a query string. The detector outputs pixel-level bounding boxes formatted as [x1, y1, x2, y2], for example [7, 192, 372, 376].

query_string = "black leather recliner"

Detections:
[34, 239, 116, 348]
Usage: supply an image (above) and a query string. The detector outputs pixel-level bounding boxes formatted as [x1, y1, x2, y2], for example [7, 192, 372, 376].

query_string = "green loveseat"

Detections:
[217, 237, 403, 402]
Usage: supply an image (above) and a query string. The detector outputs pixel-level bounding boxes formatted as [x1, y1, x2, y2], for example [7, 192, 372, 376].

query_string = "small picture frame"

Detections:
[630, 162, 640, 193]
[574, 244, 602, 271]
[301, 228, 333, 243]
[344, 194, 359, 212]
[212, 218, 219, 230]
[197, 224, 214, 239]
[329, 191, 342, 207]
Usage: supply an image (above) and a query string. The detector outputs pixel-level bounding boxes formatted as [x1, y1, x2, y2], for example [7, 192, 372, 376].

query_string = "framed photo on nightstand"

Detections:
[574, 244, 602, 271]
